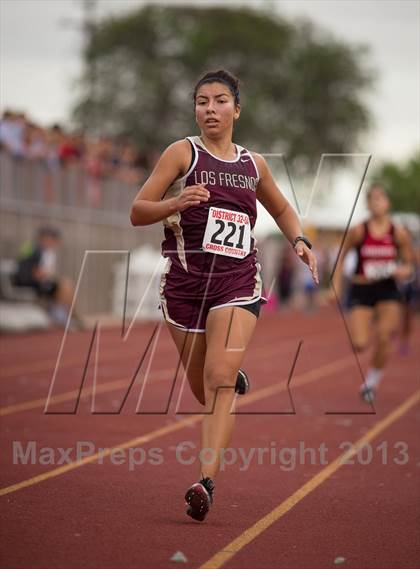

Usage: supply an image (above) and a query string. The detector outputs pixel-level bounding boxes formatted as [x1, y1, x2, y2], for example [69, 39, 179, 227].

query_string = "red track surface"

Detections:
[1, 306, 419, 569]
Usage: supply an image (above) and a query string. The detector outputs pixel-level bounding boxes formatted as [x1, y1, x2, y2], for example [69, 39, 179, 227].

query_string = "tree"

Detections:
[72, 4, 374, 173]
[374, 152, 420, 214]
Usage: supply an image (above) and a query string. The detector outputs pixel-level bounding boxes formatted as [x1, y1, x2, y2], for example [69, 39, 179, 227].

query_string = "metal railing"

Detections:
[0, 151, 163, 316]
[0, 151, 143, 227]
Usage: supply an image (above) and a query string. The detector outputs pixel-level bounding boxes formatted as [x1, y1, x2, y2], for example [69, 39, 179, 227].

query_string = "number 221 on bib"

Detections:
[202, 207, 251, 259]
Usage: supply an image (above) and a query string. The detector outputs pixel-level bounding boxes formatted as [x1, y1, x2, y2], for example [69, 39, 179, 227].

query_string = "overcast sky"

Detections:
[1, 0, 418, 229]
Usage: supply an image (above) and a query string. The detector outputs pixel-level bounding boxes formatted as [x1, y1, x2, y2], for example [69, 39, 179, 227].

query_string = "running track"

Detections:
[1, 306, 419, 569]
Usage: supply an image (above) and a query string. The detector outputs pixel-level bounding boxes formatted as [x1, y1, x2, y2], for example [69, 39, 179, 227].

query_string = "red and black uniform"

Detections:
[159, 136, 267, 332]
[349, 220, 401, 307]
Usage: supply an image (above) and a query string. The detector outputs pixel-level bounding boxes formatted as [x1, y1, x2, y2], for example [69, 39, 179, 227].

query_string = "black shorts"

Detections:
[35, 279, 59, 298]
[348, 278, 401, 308]
[14, 277, 58, 299]
[237, 298, 262, 318]
[398, 281, 415, 304]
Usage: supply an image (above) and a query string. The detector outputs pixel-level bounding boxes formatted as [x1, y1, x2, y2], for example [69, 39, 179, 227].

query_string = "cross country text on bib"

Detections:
[202, 207, 251, 259]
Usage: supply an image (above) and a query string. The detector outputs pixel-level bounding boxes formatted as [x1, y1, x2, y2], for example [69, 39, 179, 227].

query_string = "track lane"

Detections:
[0, 310, 418, 569]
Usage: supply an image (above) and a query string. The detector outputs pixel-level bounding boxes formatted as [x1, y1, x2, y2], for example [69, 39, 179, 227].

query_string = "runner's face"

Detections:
[367, 187, 390, 216]
[195, 82, 240, 135]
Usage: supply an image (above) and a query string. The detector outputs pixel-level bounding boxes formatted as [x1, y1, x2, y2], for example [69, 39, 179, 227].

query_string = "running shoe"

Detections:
[235, 369, 250, 395]
[360, 384, 376, 403]
[185, 477, 215, 522]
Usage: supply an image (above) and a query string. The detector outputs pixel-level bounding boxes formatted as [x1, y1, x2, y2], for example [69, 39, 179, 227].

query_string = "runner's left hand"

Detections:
[294, 243, 319, 285]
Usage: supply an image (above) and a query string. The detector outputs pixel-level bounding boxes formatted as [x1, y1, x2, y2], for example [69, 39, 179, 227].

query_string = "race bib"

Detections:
[364, 261, 396, 280]
[202, 207, 251, 259]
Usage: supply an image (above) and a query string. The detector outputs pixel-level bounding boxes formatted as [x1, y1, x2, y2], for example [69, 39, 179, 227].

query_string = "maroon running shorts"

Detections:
[159, 257, 266, 332]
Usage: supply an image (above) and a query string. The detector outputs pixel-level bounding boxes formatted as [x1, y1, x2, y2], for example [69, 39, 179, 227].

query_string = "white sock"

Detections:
[364, 367, 384, 389]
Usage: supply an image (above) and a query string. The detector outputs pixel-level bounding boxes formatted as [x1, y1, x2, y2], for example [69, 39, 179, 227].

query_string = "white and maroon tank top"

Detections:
[161, 136, 260, 274]
[355, 220, 399, 281]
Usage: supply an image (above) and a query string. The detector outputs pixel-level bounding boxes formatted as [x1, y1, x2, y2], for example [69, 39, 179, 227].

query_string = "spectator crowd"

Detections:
[0, 109, 150, 187]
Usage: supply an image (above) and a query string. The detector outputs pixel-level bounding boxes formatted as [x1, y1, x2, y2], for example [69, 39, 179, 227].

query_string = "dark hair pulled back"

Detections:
[193, 69, 240, 105]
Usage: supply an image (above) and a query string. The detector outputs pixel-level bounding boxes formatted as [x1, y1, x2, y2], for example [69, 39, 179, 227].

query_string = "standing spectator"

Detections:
[44, 124, 63, 169]
[59, 131, 84, 165]
[85, 139, 104, 206]
[0, 111, 26, 158]
[277, 243, 296, 309]
[43, 125, 64, 201]
[25, 122, 47, 161]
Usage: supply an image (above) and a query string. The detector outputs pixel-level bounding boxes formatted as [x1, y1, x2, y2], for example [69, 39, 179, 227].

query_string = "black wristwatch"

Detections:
[292, 235, 312, 250]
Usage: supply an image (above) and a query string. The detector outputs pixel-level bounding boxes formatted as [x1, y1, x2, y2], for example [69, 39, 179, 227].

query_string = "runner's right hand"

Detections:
[326, 286, 341, 305]
[174, 185, 210, 211]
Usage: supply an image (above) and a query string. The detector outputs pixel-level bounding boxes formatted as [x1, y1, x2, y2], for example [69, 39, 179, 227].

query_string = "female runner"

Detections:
[333, 184, 414, 403]
[130, 69, 318, 521]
